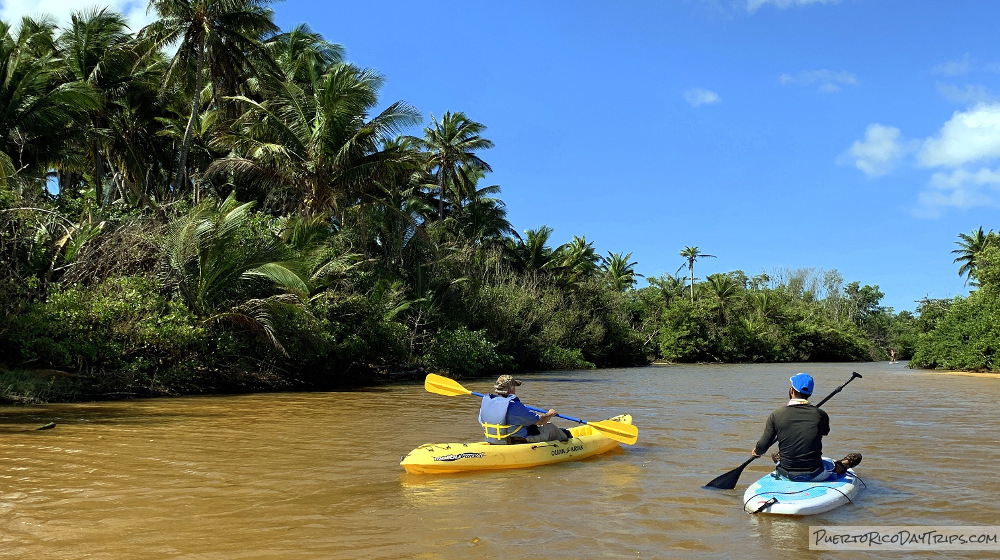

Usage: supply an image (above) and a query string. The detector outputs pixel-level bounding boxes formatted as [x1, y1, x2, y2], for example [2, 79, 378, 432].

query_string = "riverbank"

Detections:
[0, 365, 394, 405]
[923, 370, 1000, 379]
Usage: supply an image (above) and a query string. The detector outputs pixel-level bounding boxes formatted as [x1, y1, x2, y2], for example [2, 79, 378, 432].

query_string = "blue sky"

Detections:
[9, 0, 1000, 311]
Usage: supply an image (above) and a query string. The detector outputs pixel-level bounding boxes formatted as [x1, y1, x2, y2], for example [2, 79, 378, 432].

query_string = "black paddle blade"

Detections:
[703, 456, 757, 490]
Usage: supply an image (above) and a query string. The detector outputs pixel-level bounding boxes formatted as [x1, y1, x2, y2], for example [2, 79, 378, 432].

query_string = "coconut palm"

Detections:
[0, 18, 99, 186]
[602, 252, 641, 292]
[141, 0, 279, 196]
[210, 60, 421, 220]
[352, 137, 427, 257]
[647, 274, 686, 307]
[416, 111, 493, 220]
[706, 272, 740, 322]
[264, 23, 343, 86]
[556, 235, 600, 283]
[677, 246, 716, 302]
[442, 167, 515, 246]
[511, 225, 559, 273]
[101, 53, 174, 210]
[57, 8, 143, 204]
[952, 226, 996, 285]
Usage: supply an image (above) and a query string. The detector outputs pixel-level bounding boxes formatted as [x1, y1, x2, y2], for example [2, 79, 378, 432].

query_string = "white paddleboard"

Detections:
[743, 457, 862, 515]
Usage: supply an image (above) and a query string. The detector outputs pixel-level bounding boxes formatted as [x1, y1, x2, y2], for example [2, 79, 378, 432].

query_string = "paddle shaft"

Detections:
[813, 372, 861, 408]
[469, 390, 588, 425]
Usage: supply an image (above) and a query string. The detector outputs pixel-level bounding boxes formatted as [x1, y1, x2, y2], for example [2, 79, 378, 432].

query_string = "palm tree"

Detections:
[512, 225, 558, 273]
[162, 192, 308, 350]
[58, 8, 147, 205]
[441, 167, 515, 245]
[556, 235, 600, 283]
[601, 252, 640, 292]
[0, 18, 99, 186]
[706, 272, 740, 322]
[647, 274, 686, 307]
[141, 0, 279, 196]
[677, 246, 716, 302]
[952, 226, 996, 285]
[264, 23, 343, 86]
[210, 60, 421, 219]
[416, 111, 494, 220]
[101, 51, 174, 211]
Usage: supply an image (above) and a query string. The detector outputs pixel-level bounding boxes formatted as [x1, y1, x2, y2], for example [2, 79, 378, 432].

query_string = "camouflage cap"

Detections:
[494, 375, 522, 394]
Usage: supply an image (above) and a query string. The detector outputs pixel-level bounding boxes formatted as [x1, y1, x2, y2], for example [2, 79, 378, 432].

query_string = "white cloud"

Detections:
[918, 103, 1000, 167]
[933, 54, 973, 77]
[1, 0, 154, 33]
[935, 83, 997, 105]
[842, 123, 905, 177]
[916, 169, 997, 215]
[779, 69, 857, 93]
[747, 0, 840, 14]
[847, 105, 1000, 215]
[929, 167, 1000, 190]
[683, 88, 721, 107]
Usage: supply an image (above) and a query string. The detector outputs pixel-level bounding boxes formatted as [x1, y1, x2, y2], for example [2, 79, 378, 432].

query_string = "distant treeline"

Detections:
[0, 5, 981, 403]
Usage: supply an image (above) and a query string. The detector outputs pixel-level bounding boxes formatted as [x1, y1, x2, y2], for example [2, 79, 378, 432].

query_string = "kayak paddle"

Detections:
[703, 371, 862, 490]
[424, 373, 639, 445]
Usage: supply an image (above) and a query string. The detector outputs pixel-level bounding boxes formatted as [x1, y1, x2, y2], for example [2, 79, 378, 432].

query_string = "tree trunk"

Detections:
[437, 168, 446, 220]
[175, 36, 206, 197]
[94, 141, 104, 206]
[689, 264, 695, 302]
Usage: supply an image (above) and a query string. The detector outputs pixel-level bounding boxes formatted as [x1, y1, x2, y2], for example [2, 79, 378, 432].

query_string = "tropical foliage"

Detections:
[0, 6, 948, 403]
[911, 234, 1000, 371]
[635, 267, 902, 364]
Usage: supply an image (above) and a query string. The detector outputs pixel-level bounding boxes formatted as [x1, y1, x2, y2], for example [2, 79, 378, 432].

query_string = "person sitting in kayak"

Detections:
[750, 373, 862, 482]
[479, 375, 570, 444]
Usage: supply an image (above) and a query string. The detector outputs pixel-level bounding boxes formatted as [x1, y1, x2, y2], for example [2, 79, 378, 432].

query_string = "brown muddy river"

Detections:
[0, 362, 997, 559]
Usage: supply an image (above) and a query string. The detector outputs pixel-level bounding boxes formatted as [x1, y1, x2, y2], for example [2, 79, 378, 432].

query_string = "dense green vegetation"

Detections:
[0, 4, 962, 404]
[910, 229, 1000, 371]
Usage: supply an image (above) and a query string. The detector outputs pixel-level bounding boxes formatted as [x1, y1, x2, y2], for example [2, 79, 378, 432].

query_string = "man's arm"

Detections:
[506, 399, 556, 426]
[751, 413, 777, 456]
[819, 408, 830, 436]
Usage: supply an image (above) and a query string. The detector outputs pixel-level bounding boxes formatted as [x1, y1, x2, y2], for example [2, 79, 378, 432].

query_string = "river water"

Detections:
[0, 362, 997, 559]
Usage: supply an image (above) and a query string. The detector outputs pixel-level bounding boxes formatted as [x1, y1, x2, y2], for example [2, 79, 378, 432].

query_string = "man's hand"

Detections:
[750, 448, 761, 457]
[537, 409, 557, 425]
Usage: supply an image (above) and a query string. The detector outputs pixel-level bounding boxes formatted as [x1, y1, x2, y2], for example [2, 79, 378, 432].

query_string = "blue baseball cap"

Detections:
[790, 373, 814, 395]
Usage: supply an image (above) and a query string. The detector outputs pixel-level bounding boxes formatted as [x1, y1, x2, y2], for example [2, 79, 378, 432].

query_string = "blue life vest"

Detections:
[478, 394, 527, 443]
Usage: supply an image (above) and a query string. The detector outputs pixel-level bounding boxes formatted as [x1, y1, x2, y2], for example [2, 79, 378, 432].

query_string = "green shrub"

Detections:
[911, 292, 1000, 371]
[658, 300, 717, 362]
[538, 346, 595, 370]
[426, 326, 513, 378]
[10, 275, 207, 395]
[307, 291, 412, 378]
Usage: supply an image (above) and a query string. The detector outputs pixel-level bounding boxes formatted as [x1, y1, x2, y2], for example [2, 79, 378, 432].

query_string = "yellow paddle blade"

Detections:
[424, 373, 472, 397]
[588, 419, 639, 446]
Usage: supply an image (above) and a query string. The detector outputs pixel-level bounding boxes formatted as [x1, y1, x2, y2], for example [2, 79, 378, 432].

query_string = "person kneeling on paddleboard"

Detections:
[479, 375, 571, 444]
[750, 373, 862, 481]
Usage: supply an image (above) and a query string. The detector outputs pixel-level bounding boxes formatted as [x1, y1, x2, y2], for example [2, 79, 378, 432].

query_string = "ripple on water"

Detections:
[0, 364, 996, 559]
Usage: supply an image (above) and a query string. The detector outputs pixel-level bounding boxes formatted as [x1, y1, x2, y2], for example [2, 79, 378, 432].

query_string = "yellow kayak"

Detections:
[400, 414, 632, 474]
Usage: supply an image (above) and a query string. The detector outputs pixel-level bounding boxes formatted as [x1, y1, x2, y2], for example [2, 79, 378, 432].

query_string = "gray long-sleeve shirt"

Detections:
[753, 402, 830, 471]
